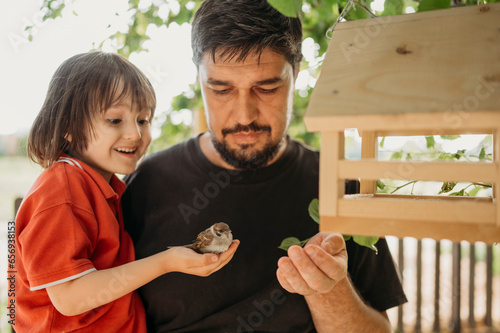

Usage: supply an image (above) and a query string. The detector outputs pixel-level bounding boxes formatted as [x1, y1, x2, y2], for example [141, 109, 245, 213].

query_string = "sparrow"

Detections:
[174, 222, 233, 254]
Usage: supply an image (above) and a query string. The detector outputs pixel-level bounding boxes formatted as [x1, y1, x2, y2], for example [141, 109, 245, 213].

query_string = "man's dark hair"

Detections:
[191, 0, 303, 70]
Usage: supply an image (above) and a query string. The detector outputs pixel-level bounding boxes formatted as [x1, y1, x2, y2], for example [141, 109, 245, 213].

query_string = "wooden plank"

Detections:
[360, 131, 377, 194]
[451, 243, 461, 333]
[334, 3, 496, 31]
[495, 129, 500, 226]
[337, 195, 496, 224]
[338, 160, 497, 183]
[304, 3, 500, 125]
[319, 132, 344, 217]
[374, 194, 492, 202]
[305, 111, 500, 133]
[376, 128, 493, 137]
[319, 216, 500, 243]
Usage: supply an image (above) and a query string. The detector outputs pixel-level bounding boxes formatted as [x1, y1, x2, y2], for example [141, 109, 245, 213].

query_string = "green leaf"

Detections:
[418, 0, 450, 12]
[449, 188, 469, 197]
[468, 186, 483, 197]
[382, 0, 404, 16]
[377, 180, 386, 190]
[268, 0, 302, 17]
[278, 237, 308, 251]
[425, 136, 435, 149]
[391, 151, 403, 160]
[439, 181, 457, 194]
[453, 149, 466, 160]
[343, 235, 352, 241]
[308, 198, 320, 224]
[440, 135, 460, 141]
[479, 147, 486, 161]
[379, 137, 386, 148]
[352, 235, 379, 253]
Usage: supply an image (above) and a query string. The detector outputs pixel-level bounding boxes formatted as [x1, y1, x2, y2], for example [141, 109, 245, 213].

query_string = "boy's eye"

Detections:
[138, 119, 150, 125]
[107, 119, 122, 125]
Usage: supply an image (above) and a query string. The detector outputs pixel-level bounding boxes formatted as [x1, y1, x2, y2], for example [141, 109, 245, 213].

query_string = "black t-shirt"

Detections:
[122, 135, 407, 333]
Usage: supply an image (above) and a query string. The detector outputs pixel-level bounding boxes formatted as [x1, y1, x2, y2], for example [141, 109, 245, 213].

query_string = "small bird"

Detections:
[174, 222, 233, 254]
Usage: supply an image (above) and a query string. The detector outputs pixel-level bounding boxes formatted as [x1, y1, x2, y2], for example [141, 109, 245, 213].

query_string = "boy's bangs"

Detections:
[90, 59, 156, 116]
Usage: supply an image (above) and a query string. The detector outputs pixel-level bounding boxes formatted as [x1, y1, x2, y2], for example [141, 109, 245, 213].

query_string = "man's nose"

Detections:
[232, 91, 258, 126]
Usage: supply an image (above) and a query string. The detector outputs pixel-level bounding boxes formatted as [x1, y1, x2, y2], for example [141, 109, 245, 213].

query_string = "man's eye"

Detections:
[107, 119, 122, 125]
[259, 88, 278, 94]
[213, 89, 230, 95]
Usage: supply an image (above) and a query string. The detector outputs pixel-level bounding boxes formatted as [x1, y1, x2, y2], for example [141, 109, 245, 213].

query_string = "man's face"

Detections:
[198, 49, 297, 169]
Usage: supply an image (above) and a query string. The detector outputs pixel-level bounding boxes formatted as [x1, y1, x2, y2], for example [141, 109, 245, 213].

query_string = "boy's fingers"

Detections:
[201, 240, 239, 266]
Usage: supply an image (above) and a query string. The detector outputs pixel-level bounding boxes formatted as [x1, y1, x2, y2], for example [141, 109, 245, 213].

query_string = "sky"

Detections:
[0, 0, 198, 137]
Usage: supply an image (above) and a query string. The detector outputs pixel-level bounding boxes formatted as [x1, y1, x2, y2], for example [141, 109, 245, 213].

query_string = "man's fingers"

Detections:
[277, 256, 315, 295]
[320, 233, 346, 255]
[276, 238, 348, 296]
[307, 233, 345, 255]
[276, 261, 296, 294]
[289, 246, 334, 292]
[304, 244, 347, 284]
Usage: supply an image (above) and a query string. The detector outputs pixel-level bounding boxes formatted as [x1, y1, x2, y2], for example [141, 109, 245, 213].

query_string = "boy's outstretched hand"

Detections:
[165, 240, 240, 276]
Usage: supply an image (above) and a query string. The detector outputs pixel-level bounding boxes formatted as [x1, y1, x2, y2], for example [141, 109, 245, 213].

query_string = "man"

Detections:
[122, 0, 407, 331]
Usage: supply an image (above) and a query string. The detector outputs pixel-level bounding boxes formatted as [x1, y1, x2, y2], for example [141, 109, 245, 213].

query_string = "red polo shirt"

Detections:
[12, 156, 146, 332]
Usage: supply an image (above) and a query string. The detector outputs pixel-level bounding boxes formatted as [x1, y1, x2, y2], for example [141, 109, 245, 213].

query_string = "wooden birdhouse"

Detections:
[304, 3, 500, 243]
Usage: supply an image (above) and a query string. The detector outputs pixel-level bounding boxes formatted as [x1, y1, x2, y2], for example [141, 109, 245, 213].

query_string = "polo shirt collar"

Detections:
[58, 154, 125, 200]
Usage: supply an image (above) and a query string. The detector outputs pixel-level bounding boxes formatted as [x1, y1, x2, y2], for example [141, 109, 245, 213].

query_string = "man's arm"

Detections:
[276, 233, 392, 333]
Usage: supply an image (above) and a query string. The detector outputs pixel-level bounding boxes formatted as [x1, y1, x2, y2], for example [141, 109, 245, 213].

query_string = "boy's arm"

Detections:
[46, 241, 239, 316]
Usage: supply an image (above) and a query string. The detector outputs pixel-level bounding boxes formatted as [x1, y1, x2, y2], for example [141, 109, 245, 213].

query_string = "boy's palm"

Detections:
[166, 240, 239, 276]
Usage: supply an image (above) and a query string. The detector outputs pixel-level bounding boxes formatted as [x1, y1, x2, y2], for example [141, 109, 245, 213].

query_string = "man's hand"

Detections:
[276, 233, 347, 296]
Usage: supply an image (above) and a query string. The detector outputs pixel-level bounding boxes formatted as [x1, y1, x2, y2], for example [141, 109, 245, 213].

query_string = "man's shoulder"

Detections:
[288, 138, 320, 165]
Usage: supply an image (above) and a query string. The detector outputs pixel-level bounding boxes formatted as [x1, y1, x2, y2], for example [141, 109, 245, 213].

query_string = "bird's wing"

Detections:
[191, 229, 213, 250]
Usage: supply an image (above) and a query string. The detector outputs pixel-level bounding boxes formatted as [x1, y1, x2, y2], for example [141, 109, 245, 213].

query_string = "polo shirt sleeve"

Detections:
[18, 202, 97, 291]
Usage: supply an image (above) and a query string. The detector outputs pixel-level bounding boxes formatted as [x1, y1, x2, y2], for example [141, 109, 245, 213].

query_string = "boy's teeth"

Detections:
[116, 148, 136, 153]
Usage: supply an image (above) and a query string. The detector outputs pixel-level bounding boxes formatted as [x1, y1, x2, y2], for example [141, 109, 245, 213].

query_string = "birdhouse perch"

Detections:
[304, 3, 500, 243]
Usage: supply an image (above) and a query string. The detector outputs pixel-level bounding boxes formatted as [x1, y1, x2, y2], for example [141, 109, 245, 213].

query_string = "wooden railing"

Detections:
[389, 237, 499, 333]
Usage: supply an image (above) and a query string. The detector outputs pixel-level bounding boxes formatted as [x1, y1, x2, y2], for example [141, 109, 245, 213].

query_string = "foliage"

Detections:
[278, 199, 379, 252]
[377, 135, 493, 197]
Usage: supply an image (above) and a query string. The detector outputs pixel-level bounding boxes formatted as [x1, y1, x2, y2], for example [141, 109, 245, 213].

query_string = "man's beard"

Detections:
[211, 122, 283, 170]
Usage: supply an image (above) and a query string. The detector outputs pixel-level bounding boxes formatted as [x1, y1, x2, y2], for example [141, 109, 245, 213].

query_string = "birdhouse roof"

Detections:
[304, 3, 500, 132]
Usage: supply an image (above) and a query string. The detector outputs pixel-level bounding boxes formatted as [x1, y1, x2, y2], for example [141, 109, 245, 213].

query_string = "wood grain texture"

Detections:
[309, 4, 500, 242]
[319, 215, 500, 243]
[338, 160, 497, 183]
[305, 3, 500, 130]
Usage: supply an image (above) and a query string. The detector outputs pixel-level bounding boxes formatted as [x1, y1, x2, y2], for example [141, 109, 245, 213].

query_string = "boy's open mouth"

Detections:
[115, 148, 137, 154]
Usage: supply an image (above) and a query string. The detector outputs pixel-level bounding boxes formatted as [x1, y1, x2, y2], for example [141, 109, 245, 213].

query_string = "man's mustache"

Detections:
[222, 123, 271, 137]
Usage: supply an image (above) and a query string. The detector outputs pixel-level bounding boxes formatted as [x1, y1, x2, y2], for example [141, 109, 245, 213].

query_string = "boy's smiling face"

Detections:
[71, 95, 152, 182]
